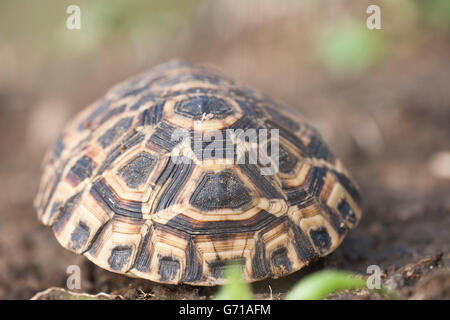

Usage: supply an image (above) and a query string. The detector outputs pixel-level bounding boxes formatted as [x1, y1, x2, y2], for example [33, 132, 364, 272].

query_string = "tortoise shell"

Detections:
[34, 61, 361, 285]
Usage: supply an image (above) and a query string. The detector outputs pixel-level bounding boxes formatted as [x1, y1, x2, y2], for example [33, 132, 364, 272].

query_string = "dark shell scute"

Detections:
[70, 221, 90, 251]
[190, 170, 253, 211]
[270, 246, 292, 273]
[108, 246, 132, 270]
[309, 227, 332, 254]
[118, 152, 156, 189]
[98, 117, 133, 148]
[175, 96, 234, 120]
[159, 256, 181, 282]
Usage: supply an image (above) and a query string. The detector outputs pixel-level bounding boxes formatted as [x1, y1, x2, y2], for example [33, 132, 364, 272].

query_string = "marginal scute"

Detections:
[70, 221, 90, 251]
[52, 192, 82, 232]
[309, 227, 332, 254]
[209, 258, 245, 280]
[52, 135, 65, 158]
[270, 246, 292, 274]
[48, 201, 63, 223]
[108, 246, 133, 271]
[337, 198, 357, 224]
[35, 61, 362, 286]
[99, 104, 127, 124]
[78, 99, 112, 131]
[158, 256, 181, 282]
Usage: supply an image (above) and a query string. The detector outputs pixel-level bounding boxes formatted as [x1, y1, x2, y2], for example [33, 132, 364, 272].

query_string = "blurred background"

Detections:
[0, 0, 449, 299]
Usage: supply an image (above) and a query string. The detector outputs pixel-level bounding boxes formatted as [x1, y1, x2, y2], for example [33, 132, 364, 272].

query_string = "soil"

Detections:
[0, 4, 449, 300]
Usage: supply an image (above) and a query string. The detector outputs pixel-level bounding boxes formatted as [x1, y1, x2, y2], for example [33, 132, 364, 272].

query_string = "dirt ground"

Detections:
[0, 2, 449, 299]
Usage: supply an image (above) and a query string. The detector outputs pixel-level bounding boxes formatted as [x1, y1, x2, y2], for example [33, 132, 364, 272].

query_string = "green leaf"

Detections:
[285, 269, 368, 300]
[416, 0, 450, 31]
[318, 19, 387, 74]
[214, 264, 253, 300]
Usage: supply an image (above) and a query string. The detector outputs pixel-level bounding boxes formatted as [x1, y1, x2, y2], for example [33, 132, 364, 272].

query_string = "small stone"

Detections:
[428, 151, 450, 179]
[385, 274, 405, 291]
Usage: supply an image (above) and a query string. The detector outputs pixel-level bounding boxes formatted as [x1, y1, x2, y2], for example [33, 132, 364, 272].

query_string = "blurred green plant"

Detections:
[214, 264, 254, 300]
[285, 270, 367, 300]
[214, 267, 401, 300]
[317, 19, 387, 75]
[415, 0, 450, 31]
[0, 0, 201, 59]
[57, 0, 201, 56]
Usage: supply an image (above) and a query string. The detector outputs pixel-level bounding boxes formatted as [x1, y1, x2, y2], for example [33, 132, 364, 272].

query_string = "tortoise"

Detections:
[34, 61, 361, 285]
